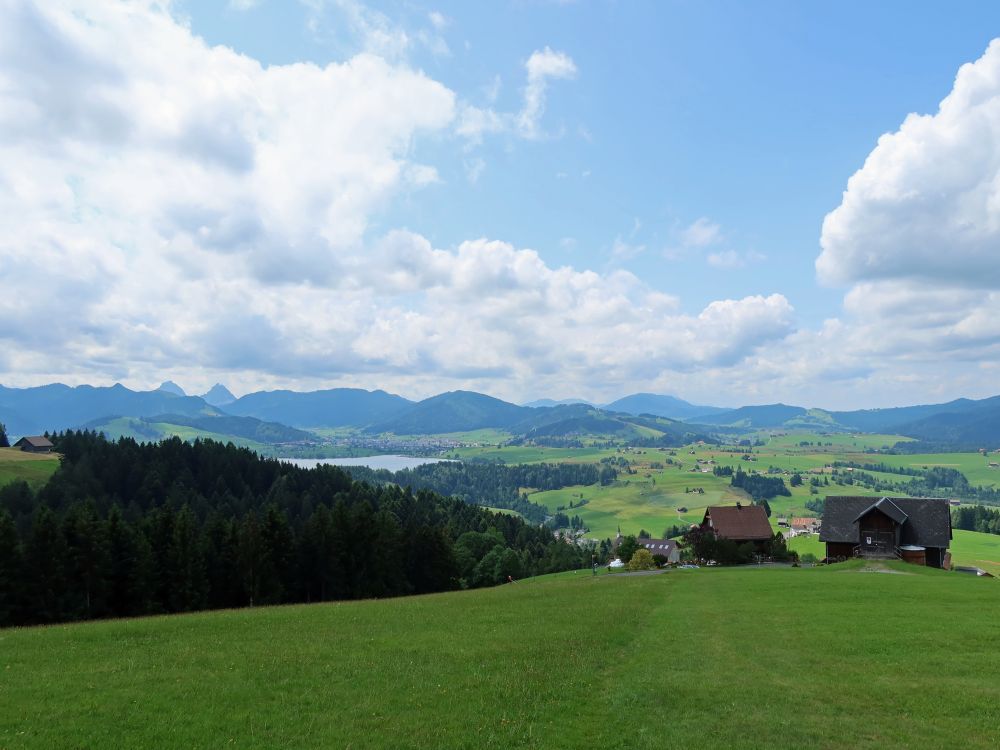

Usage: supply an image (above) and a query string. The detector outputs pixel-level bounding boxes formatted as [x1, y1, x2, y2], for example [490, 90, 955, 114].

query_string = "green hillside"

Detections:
[0, 448, 59, 488]
[3, 564, 998, 749]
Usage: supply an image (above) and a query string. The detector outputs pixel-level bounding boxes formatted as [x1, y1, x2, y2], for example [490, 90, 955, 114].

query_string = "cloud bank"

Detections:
[0, 1, 796, 402]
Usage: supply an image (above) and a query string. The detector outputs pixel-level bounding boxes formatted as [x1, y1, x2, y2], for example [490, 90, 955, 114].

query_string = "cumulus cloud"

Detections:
[819, 39, 1000, 288]
[814, 38, 1000, 389]
[0, 1, 800, 402]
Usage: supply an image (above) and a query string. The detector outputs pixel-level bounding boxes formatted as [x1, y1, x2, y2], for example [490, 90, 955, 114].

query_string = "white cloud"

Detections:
[228, 0, 260, 10]
[0, 1, 801, 403]
[456, 47, 577, 143]
[517, 47, 577, 138]
[428, 10, 448, 31]
[813, 38, 1000, 388]
[680, 217, 722, 248]
[819, 39, 1000, 288]
[464, 157, 486, 184]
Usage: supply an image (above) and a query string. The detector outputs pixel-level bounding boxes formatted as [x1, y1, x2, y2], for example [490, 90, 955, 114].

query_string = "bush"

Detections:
[628, 548, 655, 571]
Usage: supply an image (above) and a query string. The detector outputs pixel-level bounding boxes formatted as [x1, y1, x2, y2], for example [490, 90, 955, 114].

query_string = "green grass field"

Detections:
[3, 563, 998, 749]
[0, 448, 60, 489]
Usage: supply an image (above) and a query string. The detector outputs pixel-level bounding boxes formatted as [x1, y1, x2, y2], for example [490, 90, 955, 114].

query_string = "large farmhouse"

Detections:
[700, 504, 773, 546]
[819, 496, 952, 568]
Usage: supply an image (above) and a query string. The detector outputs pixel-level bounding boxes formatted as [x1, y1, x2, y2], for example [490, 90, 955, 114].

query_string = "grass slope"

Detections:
[3, 564, 998, 749]
[0, 448, 60, 489]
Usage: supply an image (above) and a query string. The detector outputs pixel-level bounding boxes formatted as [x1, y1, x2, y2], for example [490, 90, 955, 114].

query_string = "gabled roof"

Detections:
[639, 539, 677, 556]
[703, 505, 773, 541]
[790, 516, 819, 528]
[819, 496, 952, 548]
[854, 497, 908, 525]
[14, 436, 53, 448]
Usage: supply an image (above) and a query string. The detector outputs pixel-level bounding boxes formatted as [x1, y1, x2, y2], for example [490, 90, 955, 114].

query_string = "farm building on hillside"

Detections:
[819, 496, 952, 568]
[637, 539, 680, 564]
[13, 436, 53, 453]
[700, 504, 773, 547]
[790, 517, 820, 535]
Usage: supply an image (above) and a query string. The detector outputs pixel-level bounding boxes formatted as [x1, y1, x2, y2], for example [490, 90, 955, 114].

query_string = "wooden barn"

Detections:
[819, 496, 952, 568]
[13, 436, 54, 454]
[701, 504, 773, 547]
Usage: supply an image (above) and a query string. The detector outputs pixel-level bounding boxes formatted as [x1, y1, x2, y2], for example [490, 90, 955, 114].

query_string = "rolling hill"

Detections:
[367, 390, 532, 434]
[602, 392, 728, 420]
[0, 383, 220, 437]
[4, 564, 999, 748]
[226, 387, 413, 428]
[84, 413, 318, 446]
[693, 403, 809, 428]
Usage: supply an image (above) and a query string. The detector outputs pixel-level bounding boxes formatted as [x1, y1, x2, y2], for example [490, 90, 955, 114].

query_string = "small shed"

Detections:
[13, 436, 54, 453]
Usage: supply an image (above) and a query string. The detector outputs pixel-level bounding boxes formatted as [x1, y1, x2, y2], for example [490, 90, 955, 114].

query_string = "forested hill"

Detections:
[0, 432, 590, 628]
[341, 461, 616, 524]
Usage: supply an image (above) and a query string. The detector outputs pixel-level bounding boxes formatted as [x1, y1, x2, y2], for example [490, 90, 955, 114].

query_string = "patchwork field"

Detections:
[0, 448, 60, 488]
[3, 562, 998, 749]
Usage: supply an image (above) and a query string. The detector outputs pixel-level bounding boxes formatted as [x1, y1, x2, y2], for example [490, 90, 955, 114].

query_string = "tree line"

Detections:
[952, 505, 1000, 535]
[341, 460, 615, 525]
[0, 431, 592, 628]
[730, 467, 790, 501]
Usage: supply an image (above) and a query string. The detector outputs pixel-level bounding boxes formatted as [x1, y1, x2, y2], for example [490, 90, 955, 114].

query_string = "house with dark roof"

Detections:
[638, 538, 680, 564]
[700, 504, 773, 547]
[819, 496, 952, 568]
[13, 436, 54, 454]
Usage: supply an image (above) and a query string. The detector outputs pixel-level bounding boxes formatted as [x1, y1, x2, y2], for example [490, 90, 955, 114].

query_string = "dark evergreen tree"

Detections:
[62, 501, 110, 619]
[0, 510, 23, 625]
[22, 506, 69, 623]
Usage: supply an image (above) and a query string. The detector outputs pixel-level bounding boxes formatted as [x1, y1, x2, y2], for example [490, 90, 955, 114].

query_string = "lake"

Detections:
[281, 455, 453, 472]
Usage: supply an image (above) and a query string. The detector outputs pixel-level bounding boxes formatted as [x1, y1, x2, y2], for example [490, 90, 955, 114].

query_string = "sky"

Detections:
[3, 0, 1000, 409]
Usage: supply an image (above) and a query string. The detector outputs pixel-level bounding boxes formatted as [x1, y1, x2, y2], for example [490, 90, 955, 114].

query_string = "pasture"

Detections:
[3, 563, 998, 749]
[0, 448, 60, 489]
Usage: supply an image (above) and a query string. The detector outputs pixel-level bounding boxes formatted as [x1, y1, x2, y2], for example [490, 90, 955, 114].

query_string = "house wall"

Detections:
[826, 542, 856, 560]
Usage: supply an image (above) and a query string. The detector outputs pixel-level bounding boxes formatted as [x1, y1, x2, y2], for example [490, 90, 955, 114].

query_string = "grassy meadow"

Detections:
[3, 562, 999, 749]
[0, 448, 59, 488]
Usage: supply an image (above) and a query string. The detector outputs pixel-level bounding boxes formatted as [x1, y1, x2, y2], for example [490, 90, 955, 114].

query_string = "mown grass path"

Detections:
[2, 564, 998, 749]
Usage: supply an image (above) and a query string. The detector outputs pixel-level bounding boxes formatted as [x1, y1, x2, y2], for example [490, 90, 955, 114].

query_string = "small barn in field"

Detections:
[819, 496, 952, 568]
[13, 436, 54, 453]
[701, 504, 773, 547]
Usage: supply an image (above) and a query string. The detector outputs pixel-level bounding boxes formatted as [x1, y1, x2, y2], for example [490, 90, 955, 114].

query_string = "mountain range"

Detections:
[3, 382, 1000, 448]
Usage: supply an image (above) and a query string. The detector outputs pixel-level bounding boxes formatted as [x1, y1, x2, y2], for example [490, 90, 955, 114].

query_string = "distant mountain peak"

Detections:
[202, 383, 236, 407]
[156, 380, 185, 397]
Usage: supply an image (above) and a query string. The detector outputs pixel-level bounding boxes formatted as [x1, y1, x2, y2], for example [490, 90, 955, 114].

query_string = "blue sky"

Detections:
[3, 1, 1000, 408]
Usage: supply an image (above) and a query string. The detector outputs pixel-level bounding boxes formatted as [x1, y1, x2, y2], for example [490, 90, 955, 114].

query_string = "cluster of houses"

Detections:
[611, 495, 956, 571]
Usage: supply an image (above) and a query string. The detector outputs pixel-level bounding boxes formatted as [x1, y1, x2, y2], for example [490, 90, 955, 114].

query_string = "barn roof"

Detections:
[14, 436, 53, 448]
[820, 496, 952, 549]
[639, 539, 677, 556]
[703, 504, 773, 541]
[855, 497, 908, 525]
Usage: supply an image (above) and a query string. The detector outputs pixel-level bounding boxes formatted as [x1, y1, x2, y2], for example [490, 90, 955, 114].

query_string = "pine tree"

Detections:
[62, 501, 110, 619]
[0, 510, 23, 625]
[22, 506, 70, 623]
[0, 422, 9, 448]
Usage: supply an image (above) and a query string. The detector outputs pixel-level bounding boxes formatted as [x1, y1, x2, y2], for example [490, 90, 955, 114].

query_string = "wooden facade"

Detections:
[819, 496, 952, 568]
